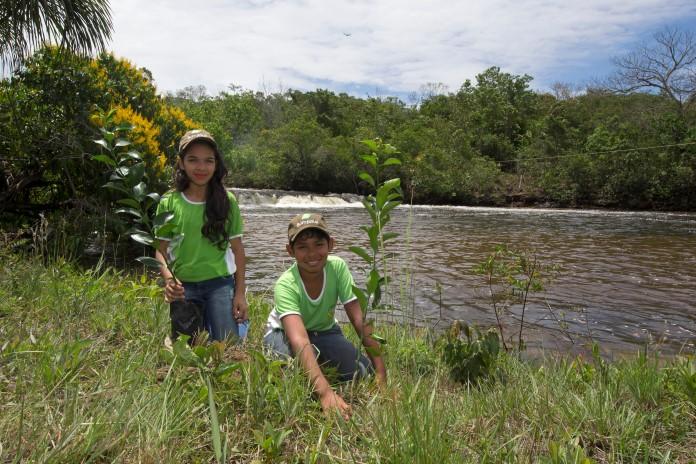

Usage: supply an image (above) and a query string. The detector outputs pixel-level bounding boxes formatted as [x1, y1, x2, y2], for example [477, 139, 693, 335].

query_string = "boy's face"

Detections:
[287, 230, 334, 276]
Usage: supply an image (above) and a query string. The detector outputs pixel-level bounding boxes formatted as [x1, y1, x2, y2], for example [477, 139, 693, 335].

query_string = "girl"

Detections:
[155, 129, 248, 341]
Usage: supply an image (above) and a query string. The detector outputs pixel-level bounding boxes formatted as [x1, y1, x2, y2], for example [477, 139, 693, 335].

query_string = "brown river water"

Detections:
[235, 189, 696, 355]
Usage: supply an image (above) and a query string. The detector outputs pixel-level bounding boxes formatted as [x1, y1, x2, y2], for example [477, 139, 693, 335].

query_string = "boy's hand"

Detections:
[375, 371, 387, 388]
[232, 294, 248, 322]
[319, 390, 351, 420]
[164, 279, 185, 303]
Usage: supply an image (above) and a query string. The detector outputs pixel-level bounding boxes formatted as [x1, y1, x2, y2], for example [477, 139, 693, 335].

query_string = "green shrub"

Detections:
[437, 321, 500, 384]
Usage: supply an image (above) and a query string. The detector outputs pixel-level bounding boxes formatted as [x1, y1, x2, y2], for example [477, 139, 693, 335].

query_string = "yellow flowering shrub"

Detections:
[112, 105, 168, 184]
[155, 104, 199, 163]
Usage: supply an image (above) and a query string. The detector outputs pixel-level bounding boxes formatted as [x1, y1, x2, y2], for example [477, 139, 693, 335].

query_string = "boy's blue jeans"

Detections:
[263, 324, 373, 382]
[182, 275, 248, 341]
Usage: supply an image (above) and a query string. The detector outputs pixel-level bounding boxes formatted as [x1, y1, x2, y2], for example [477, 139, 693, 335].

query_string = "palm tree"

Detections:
[0, 0, 113, 71]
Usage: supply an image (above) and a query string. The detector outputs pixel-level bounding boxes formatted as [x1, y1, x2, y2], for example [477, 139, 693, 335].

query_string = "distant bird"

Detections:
[343, 32, 352, 37]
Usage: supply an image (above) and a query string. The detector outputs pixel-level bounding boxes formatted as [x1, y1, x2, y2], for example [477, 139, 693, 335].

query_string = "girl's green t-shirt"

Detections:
[156, 191, 243, 282]
[268, 256, 357, 332]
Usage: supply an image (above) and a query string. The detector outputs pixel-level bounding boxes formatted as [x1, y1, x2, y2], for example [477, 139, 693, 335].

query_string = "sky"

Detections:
[110, 0, 696, 100]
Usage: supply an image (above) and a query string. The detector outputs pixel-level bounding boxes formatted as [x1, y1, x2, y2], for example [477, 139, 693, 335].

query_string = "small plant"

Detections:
[668, 355, 696, 403]
[542, 437, 594, 464]
[253, 420, 292, 461]
[162, 336, 241, 464]
[91, 107, 200, 339]
[438, 321, 500, 384]
[474, 244, 554, 352]
[350, 138, 403, 356]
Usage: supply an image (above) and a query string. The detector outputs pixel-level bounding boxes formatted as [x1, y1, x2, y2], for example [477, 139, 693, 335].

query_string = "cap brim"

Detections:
[289, 224, 330, 243]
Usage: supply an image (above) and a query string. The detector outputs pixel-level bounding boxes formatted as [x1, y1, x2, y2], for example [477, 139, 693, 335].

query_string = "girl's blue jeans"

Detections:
[182, 275, 248, 342]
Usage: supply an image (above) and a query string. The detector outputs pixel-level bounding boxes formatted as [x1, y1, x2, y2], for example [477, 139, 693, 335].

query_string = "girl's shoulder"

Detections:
[158, 190, 182, 209]
[226, 190, 238, 203]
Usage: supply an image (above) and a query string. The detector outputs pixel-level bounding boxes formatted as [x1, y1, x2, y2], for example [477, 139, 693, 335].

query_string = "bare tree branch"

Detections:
[607, 26, 696, 112]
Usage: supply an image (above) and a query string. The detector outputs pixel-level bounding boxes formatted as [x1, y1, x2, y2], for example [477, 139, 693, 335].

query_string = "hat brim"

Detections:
[288, 224, 331, 243]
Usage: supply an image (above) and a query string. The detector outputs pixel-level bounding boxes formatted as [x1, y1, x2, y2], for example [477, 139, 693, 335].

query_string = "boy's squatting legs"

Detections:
[263, 325, 374, 381]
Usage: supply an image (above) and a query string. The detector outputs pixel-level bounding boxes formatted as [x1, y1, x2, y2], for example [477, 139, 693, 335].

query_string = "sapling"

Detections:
[91, 107, 202, 340]
[350, 138, 403, 357]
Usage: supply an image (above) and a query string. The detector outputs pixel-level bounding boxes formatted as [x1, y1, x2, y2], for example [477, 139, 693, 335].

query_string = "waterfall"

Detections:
[229, 187, 363, 208]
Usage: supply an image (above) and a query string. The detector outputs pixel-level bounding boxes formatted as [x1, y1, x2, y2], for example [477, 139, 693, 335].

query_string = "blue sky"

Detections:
[110, 0, 696, 99]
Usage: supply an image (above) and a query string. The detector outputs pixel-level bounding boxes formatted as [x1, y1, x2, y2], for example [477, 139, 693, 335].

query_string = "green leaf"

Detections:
[352, 285, 368, 312]
[115, 123, 134, 132]
[114, 166, 129, 178]
[155, 223, 177, 238]
[120, 150, 142, 162]
[361, 198, 377, 224]
[361, 139, 379, 152]
[114, 207, 142, 219]
[205, 375, 223, 462]
[146, 192, 161, 203]
[173, 338, 203, 368]
[373, 286, 382, 308]
[127, 162, 145, 184]
[92, 154, 116, 167]
[358, 172, 376, 188]
[214, 362, 241, 378]
[381, 200, 400, 218]
[114, 138, 131, 147]
[383, 178, 401, 192]
[131, 233, 154, 246]
[382, 157, 401, 166]
[116, 198, 141, 209]
[132, 182, 147, 201]
[135, 256, 162, 269]
[93, 139, 110, 150]
[360, 153, 378, 168]
[375, 185, 389, 209]
[102, 181, 129, 195]
[154, 211, 175, 227]
[367, 269, 380, 295]
[126, 227, 149, 236]
[370, 333, 387, 344]
[349, 246, 373, 264]
[382, 232, 399, 242]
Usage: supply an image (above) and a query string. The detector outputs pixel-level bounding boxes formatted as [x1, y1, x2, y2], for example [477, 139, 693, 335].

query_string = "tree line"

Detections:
[167, 61, 696, 210]
[1, 28, 695, 257]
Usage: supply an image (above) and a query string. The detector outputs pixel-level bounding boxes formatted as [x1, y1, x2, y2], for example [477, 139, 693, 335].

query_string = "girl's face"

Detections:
[179, 142, 216, 187]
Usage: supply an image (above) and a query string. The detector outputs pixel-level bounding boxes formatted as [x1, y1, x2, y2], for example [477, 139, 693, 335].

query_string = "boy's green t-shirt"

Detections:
[268, 256, 357, 332]
[155, 191, 243, 282]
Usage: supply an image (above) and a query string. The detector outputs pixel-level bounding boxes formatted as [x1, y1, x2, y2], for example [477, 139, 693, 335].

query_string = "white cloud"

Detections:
[110, 0, 696, 96]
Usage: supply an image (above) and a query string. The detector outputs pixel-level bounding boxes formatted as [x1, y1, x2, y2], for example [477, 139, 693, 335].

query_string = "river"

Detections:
[234, 189, 696, 355]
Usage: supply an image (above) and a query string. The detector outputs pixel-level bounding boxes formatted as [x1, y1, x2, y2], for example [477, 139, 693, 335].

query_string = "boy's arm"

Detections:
[344, 299, 387, 385]
[229, 237, 248, 322]
[281, 314, 352, 419]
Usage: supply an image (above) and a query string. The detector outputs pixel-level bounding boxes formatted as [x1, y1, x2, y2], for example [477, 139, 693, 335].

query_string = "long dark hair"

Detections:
[174, 140, 231, 249]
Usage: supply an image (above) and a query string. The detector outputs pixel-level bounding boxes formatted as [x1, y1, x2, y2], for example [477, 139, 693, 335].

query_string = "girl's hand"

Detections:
[164, 278, 185, 303]
[232, 294, 248, 322]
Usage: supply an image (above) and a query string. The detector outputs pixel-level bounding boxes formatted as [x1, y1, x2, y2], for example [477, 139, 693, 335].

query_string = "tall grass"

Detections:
[1, 252, 694, 462]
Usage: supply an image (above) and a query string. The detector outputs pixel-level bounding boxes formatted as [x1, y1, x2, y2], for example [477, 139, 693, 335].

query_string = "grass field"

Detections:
[1, 252, 694, 463]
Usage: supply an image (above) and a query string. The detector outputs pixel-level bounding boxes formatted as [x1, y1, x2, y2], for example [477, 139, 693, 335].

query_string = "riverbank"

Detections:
[1, 253, 694, 462]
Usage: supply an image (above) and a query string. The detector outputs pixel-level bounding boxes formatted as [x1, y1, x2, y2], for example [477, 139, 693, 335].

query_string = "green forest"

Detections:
[3, 35, 696, 237]
[2, 24, 696, 260]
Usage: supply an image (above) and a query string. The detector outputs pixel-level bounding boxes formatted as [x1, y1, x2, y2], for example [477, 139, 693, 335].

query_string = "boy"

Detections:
[264, 213, 387, 418]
